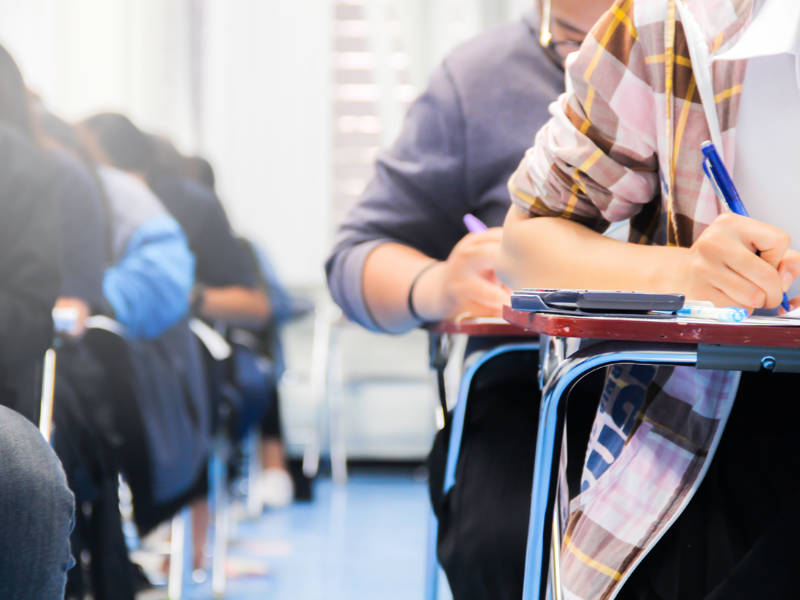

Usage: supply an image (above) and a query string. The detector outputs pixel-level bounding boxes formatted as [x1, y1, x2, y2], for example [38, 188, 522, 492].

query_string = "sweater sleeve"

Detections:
[326, 62, 469, 330]
[103, 214, 194, 339]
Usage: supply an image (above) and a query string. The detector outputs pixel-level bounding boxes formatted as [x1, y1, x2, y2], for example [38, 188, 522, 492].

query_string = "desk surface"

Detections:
[430, 317, 531, 337]
[503, 306, 800, 348]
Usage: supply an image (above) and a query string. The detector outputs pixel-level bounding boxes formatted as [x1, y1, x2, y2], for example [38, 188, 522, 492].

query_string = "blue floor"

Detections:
[181, 468, 450, 600]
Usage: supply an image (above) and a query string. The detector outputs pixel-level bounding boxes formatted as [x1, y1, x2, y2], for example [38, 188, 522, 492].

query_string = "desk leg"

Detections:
[521, 342, 698, 600]
[551, 510, 563, 600]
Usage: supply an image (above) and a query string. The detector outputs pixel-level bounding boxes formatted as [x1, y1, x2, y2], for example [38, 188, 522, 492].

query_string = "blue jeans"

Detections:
[0, 405, 75, 599]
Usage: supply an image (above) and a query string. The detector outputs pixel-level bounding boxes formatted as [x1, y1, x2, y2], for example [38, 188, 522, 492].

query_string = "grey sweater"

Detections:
[325, 12, 564, 330]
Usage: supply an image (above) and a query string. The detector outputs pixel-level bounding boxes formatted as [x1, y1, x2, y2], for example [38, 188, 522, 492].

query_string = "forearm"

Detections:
[196, 286, 271, 327]
[362, 242, 444, 334]
[498, 207, 689, 294]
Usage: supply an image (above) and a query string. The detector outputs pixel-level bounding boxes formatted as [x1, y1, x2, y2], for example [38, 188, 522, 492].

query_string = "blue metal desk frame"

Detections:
[522, 339, 699, 600]
[519, 317, 800, 600]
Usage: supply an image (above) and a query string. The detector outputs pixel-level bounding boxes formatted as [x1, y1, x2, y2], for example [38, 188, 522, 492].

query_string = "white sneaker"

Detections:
[258, 468, 294, 509]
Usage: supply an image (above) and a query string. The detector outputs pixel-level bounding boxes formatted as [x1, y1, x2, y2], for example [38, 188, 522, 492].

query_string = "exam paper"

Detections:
[738, 309, 800, 326]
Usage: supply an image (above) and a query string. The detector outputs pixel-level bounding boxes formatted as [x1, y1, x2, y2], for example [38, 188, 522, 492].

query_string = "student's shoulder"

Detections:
[442, 16, 541, 87]
[46, 148, 99, 194]
[0, 124, 52, 181]
[98, 165, 165, 221]
[0, 125, 62, 209]
[151, 174, 218, 212]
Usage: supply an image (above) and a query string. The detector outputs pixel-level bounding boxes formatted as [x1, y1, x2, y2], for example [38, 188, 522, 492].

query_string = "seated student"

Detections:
[325, 2, 610, 598]
[82, 115, 277, 569]
[4, 41, 206, 599]
[0, 122, 74, 600]
[46, 118, 202, 599]
[81, 115, 269, 328]
[0, 30, 201, 589]
[500, 0, 800, 598]
[183, 154, 300, 506]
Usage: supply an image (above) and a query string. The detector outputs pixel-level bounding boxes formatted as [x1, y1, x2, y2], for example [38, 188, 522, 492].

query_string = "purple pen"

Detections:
[463, 213, 489, 234]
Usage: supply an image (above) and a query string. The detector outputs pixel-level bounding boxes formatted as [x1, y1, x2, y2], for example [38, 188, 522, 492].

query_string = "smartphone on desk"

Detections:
[511, 289, 685, 314]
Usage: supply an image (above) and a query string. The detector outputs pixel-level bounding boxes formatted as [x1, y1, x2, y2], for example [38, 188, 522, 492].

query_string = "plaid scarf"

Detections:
[509, 1, 758, 598]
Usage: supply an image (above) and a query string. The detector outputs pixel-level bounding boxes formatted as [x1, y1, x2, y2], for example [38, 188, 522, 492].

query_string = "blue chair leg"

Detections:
[210, 436, 229, 598]
[424, 506, 439, 600]
[167, 507, 192, 600]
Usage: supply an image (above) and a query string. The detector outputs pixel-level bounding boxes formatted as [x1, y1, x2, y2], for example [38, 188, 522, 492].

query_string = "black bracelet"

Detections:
[407, 261, 439, 322]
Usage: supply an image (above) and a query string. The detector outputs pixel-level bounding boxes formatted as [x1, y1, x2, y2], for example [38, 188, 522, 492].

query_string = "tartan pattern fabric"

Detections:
[509, 1, 756, 598]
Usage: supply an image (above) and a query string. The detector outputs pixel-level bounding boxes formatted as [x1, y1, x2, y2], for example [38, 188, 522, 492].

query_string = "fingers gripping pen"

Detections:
[701, 141, 791, 312]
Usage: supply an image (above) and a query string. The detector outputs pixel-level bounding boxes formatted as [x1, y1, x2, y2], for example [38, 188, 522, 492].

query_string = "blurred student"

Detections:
[0, 40, 199, 596]
[82, 116, 269, 327]
[0, 44, 87, 420]
[46, 116, 202, 598]
[326, 1, 610, 597]
[89, 120, 297, 507]
[145, 135, 295, 508]
[82, 117, 291, 571]
[183, 154, 301, 507]
[501, 0, 800, 597]
[0, 122, 74, 600]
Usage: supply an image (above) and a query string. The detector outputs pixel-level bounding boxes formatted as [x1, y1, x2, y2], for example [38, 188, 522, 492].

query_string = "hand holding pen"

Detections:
[410, 214, 509, 321]
[697, 142, 800, 312]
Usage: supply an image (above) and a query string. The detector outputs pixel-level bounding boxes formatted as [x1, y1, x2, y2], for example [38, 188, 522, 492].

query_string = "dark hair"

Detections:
[38, 108, 108, 168]
[0, 44, 37, 140]
[147, 134, 186, 181]
[38, 109, 79, 152]
[184, 155, 216, 191]
[81, 112, 153, 173]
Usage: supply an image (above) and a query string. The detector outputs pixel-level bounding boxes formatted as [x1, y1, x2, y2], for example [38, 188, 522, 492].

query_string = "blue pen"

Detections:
[701, 141, 791, 312]
[463, 213, 489, 234]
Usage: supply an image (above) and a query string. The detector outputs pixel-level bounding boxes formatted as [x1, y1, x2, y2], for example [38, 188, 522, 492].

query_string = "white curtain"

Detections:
[196, 0, 332, 289]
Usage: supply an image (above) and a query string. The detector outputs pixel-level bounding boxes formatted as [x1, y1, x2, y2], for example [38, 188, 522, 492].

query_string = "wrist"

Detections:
[409, 261, 449, 322]
[642, 245, 692, 294]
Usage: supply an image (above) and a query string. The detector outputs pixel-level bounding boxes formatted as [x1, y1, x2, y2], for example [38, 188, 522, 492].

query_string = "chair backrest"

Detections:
[83, 319, 211, 534]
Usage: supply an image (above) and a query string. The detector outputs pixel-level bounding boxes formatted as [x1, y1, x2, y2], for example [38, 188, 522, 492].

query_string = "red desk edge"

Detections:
[429, 317, 531, 337]
[498, 305, 800, 348]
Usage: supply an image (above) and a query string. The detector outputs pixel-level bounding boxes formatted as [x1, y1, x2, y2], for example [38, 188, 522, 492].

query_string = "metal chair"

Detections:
[181, 318, 233, 600]
[424, 336, 540, 600]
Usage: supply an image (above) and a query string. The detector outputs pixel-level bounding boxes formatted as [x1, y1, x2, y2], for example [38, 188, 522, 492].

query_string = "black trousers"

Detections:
[427, 349, 601, 600]
[260, 383, 284, 439]
[618, 370, 800, 600]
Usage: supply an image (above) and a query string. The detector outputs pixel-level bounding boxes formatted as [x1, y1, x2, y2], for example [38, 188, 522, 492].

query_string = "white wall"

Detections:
[0, 0, 196, 148]
[197, 0, 332, 288]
